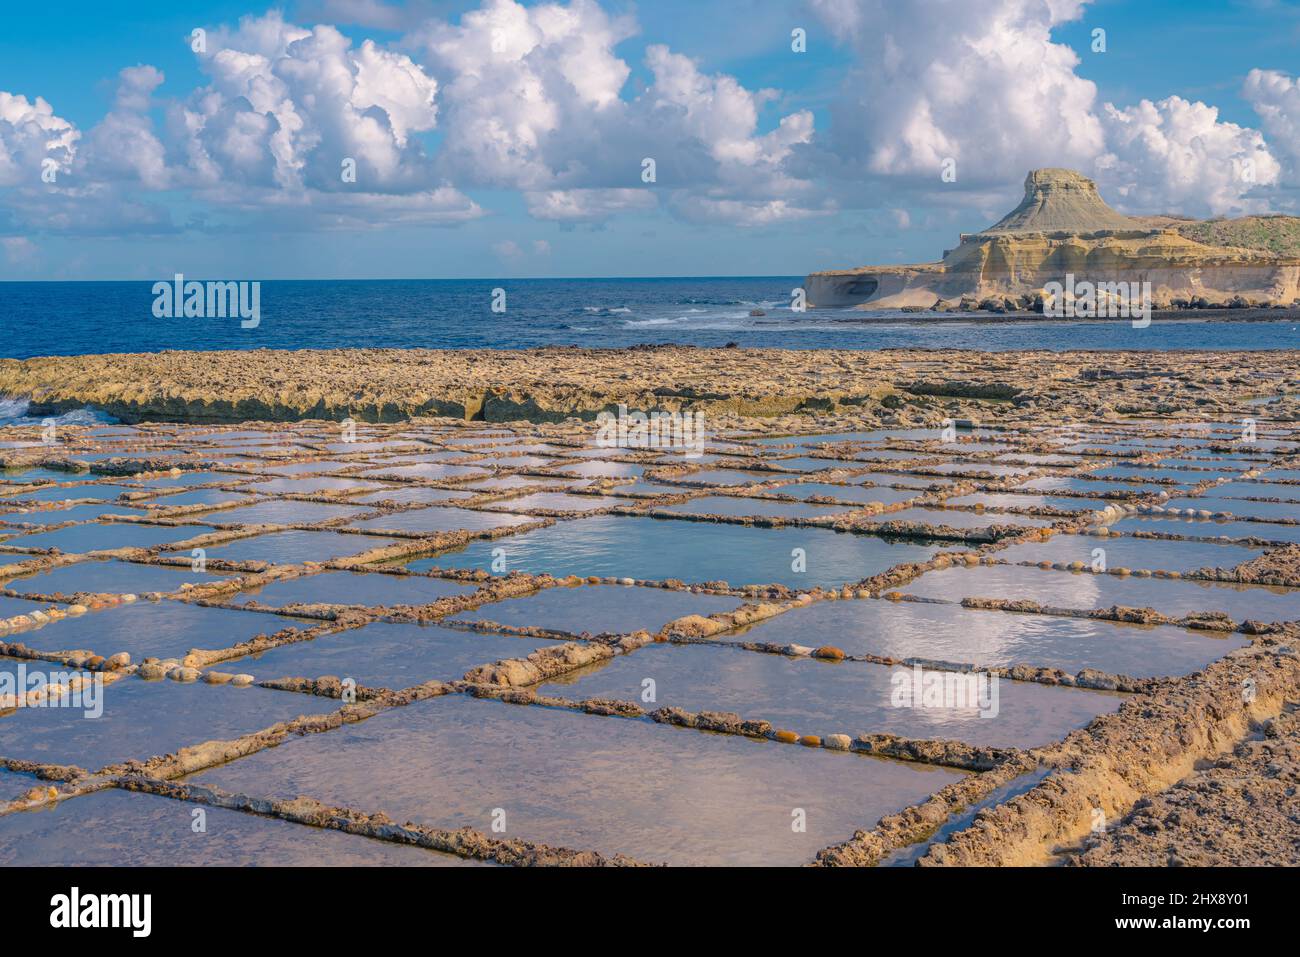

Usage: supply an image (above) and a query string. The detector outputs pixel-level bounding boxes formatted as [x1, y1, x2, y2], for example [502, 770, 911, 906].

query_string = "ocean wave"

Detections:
[0, 397, 118, 427]
[623, 316, 690, 327]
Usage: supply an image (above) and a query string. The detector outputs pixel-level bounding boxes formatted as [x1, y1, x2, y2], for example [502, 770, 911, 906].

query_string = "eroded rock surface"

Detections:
[1, 346, 1296, 424]
[1068, 709, 1300, 866]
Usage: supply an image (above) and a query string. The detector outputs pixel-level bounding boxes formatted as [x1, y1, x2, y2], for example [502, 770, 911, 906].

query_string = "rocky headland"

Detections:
[806, 168, 1300, 313]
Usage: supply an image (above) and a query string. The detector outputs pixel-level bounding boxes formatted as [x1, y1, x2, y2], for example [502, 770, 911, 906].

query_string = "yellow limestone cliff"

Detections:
[805, 168, 1300, 311]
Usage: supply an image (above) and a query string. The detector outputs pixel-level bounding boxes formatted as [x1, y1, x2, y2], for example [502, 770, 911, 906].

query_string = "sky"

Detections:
[4, 0, 1300, 280]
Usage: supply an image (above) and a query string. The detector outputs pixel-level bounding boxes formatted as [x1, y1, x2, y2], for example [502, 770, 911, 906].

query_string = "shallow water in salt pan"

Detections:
[0, 594, 65, 618]
[193, 693, 963, 866]
[1214, 481, 1300, 502]
[349, 506, 533, 534]
[0, 788, 479, 866]
[1108, 514, 1300, 543]
[671, 468, 781, 486]
[1167, 496, 1298, 521]
[207, 500, 370, 526]
[904, 564, 1300, 622]
[223, 621, 566, 689]
[480, 492, 624, 513]
[0, 767, 39, 803]
[4, 484, 138, 504]
[994, 533, 1259, 572]
[0, 502, 146, 526]
[773, 482, 919, 505]
[1, 559, 232, 595]
[229, 569, 474, 608]
[404, 514, 948, 588]
[14, 600, 303, 661]
[352, 486, 474, 505]
[244, 476, 388, 495]
[535, 643, 1124, 749]
[721, 597, 1246, 678]
[129, 471, 248, 488]
[0, 665, 336, 770]
[1, 522, 217, 553]
[200, 530, 400, 564]
[555, 460, 644, 478]
[358, 462, 488, 481]
[654, 495, 856, 519]
[452, 583, 742, 635]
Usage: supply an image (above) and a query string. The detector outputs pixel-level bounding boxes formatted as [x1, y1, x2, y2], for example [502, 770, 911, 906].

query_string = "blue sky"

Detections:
[3, 0, 1300, 280]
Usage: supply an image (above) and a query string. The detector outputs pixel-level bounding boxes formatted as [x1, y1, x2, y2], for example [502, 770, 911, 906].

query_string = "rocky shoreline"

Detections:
[2, 346, 1296, 425]
[902, 302, 1300, 318]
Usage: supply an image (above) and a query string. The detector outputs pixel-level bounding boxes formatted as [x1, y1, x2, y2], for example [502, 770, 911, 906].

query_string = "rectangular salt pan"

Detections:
[201, 530, 401, 564]
[782, 482, 920, 505]
[479, 493, 623, 513]
[230, 570, 474, 608]
[3, 559, 233, 596]
[535, 643, 1124, 750]
[349, 506, 533, 534]
[0, 665, 337, 771]
[12, 600, 304, 661]
[994, 533, 1259, 573]
[193, 694, 964, 866]
[207, 501, 371, 525]
[1108, 515, 1300, 544]
[904, 565, 1300, 623]
[3, 522, 217, 553]
[654, 496, 856, 519]
[405, 515, 947, 589]
[223, 621, 567, 689]
[0, 788, 481, 866]
[721, 596, 1246, 678]
[452, 583, 741, 636]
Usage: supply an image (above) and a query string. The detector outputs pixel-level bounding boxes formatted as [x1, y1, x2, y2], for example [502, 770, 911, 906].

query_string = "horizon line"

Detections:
[0, 274, 809, 284]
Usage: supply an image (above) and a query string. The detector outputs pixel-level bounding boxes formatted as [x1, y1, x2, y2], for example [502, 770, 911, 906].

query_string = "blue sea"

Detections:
[3, 277, 1298, 360]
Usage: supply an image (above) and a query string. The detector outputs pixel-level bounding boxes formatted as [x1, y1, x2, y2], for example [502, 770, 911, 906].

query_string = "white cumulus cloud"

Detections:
[1097, 96, 1279, 216]
[807, 0, 1278, 218]
[0, 91, 79, 187]
[413, 0, 818, 224]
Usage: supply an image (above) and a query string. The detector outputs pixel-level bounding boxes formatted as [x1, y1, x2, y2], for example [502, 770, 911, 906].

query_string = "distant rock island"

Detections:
[805, 168, 1300, 313]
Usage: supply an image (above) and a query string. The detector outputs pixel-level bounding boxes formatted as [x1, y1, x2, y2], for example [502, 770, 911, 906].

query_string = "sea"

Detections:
[3, 278, 1297, 361]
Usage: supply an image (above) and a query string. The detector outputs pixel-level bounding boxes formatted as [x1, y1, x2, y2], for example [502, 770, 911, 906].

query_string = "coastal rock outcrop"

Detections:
[805, 168, 1300, 311]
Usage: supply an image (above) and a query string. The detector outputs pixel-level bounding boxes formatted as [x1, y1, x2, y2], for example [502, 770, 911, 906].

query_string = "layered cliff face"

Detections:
[806, 169, 1300, 311]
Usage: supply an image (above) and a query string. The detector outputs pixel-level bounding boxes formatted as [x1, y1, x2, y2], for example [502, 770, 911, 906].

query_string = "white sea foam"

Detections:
[0, 397, 117, 427]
